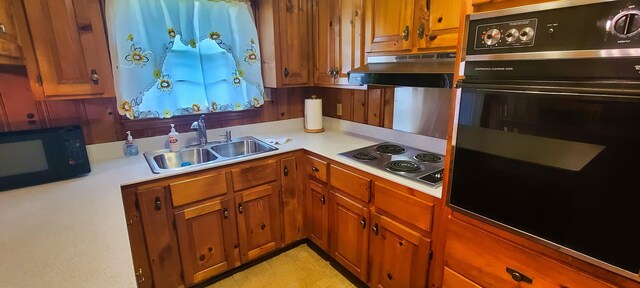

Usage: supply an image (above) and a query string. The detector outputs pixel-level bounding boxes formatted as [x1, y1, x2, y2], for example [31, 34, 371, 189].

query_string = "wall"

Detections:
[0, 66, 308, 144]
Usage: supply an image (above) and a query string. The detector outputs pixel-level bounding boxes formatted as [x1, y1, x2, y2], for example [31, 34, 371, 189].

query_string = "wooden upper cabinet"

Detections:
[174, 198, 239, 286]
[330, 190, 370, 282]
[0, 0, 24, 65]
[23, 0, 114, 99]
[365, 0, 415, 53]
[423, 0, 463, 50]
[234, 183, 283, 263]
[258, 0, 311, 87]
[312, 0, 364, 86]
[370, 213, 432, 288]
[307, 179, 329, 251]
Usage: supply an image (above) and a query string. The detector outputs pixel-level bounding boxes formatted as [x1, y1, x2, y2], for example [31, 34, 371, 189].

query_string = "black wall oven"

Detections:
[450, 0, 640, 280]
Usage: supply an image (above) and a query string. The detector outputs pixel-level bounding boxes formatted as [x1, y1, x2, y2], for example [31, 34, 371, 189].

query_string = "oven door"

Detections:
[449, 81, 640, 277]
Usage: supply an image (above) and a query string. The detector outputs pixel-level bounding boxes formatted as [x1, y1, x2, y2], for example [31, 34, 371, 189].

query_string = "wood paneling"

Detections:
[136, 186, 183, 288]
[174, 198, 238, 285]
[330, 190, 370, 282]
[169, 172, 228, 207]
[366, 88, 382, 126]
[231, 159, 278, 192]
[307, 179, 329, 251]
[330, 165, 371, 203]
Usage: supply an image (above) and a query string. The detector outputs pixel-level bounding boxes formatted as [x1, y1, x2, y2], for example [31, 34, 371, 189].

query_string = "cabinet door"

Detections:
[425, 0, 462, 49]
[235, 183, 283, 262]
[174, 198, 238, 286]
[312, 0, 336, 85]
[365, 0, 414, 53]
[330, 191, 370, 282]
[23, 0, 114, 98]
[307, 179, 329, 251]
[278, 0, 310, 85]
[136, 187, 183, 288]
[336, 0, 364, 85]
[281, 156, 303, 245]
[0, 0, 23, 64]
[370, 213, 432, 288]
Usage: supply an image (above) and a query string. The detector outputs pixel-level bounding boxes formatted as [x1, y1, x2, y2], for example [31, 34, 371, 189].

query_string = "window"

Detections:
[106, 0, 265, 119]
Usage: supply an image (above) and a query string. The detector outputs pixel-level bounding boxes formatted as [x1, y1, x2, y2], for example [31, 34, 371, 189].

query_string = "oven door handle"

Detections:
[457, 81, 640, 100]
[475, 88, 640, 101]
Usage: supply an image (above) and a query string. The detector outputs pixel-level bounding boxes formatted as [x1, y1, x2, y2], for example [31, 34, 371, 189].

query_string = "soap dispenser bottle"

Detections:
[123, 131, 139, 156]
[168, 124, 180, 152]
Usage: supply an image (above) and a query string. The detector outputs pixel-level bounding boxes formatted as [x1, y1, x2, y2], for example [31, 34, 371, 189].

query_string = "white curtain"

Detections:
[106, 0, 265, 119]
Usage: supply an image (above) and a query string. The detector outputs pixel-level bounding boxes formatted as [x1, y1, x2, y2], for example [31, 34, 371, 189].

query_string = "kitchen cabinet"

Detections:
[444, 216, 617, 288]
[364, 0, 461, 54]
[0, 0, 25, 65]
[234, 183, 283, 263]
[280, 155, 304, 245]
[257, 0, 311, 87]
[23, 0, 114, 99]
[312, 0, 364, 86]
[307, 179, 329, 251]
[369, 213, 431, 288]
[442, 267, 481, 288]
[329, 190, 370, 282]
[174, 198, 238, 286]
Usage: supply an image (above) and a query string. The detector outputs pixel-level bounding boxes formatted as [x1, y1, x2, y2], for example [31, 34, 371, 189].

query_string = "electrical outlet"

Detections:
[337, 103, 342, 116]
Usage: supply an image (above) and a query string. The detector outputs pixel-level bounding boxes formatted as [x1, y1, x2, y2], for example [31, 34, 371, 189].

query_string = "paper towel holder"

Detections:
[304, 95, 325, 133]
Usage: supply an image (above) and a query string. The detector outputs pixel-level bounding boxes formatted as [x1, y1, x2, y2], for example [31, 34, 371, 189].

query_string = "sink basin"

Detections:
[210, 138, 277, 158]
[151, 148, 218, 170]
[144, 136, 278, 173]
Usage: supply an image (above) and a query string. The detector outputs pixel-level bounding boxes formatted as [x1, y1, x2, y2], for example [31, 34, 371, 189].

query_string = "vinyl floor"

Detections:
[206, 244, 359, 288]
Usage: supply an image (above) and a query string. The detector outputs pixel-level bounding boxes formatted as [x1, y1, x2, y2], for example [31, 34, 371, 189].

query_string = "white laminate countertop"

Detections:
[0, 117, 446, 288]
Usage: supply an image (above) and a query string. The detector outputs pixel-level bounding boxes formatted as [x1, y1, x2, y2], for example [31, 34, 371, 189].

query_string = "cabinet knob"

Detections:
[223, 208, 229, 219]
[402, 25, 410, 41]
[360, 217, 366, 229]
[437, 16, 443, 23]
[417, 23, 425, 39]
[506, 267, 533, 284]
[321, 194, 325, 205]
[90, 69, 100, 85]
[372, 223, 379, 235]
[0, 23, 5, 33]
[238, 202, 244, 214]
[428, 35, 438, 41]
[154, 196, 161, 211]
[283, 67, 290, 79]
[283, 165, 289, 176]
[311, 166, 320, 172]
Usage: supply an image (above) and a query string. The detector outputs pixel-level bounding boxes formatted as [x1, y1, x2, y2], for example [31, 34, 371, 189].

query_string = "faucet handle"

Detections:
[190, 121, 200, 130]
[220, 130, 232, 142]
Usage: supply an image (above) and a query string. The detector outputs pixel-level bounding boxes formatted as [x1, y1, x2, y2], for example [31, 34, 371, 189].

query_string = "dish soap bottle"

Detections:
[123, 131, 139, 156]
[168, 124, 180, 152]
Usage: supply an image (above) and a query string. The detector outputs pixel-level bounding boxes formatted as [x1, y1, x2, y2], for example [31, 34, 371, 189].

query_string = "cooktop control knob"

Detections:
[505, 28, 519, 42]
[519, 27, 535, 41]
[483, 28, 501, 45]
[611, 10, 640, 38]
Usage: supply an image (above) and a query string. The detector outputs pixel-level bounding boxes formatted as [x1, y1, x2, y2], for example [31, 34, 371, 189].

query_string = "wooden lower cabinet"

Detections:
[442, 267, 481, 288]
[307, 179, 329, 251]
[234, 183, 283, 263]
[174, 198, 239, 286]
[370, 213, 431, 288]
[330, 190, 370, 282]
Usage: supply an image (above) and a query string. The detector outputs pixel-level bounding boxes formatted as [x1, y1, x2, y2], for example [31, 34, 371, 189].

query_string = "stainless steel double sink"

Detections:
[144, 136, 278, 174]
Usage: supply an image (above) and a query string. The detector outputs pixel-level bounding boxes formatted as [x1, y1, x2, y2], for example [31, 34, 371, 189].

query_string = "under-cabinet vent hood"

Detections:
[348, 53, 456, 88]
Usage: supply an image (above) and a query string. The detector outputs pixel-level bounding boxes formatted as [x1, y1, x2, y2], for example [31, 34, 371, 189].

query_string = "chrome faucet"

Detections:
[190, 115, 207, 146]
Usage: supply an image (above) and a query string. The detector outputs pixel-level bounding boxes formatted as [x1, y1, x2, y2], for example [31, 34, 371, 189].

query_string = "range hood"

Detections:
[348, 53, 456, 88]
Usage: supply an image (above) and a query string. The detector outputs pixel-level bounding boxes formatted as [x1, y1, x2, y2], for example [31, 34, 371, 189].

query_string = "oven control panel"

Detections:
[474, 19, 538, 50]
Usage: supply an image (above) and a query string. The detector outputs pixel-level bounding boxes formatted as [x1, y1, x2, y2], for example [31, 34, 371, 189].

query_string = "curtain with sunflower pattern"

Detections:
[106, 0, 265, 119]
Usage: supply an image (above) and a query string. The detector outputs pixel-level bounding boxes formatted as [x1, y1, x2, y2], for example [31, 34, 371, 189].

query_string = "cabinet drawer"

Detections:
[374, 182, 434, 233]
[169, 173, 228, 207]
[445, 218, 616, 288]
[305, 155, 328, 182]
[443, 267, 481, 288]
[330, 165, 371, 203]
[231, 160, 278, 191]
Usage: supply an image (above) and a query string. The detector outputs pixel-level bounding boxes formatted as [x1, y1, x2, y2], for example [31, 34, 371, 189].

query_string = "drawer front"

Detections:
[305, 155, 328, 182]
[445, 218, 616, 288]
[443, 267, 481, 288]
[374, 182, 434, 233]
[231, 160, 278, 191]
[169, 173, 228, 207]
[330, 165, 371, 203]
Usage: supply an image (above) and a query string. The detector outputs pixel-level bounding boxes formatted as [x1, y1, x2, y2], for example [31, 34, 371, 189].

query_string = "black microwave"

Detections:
[0, 126, 91, 191]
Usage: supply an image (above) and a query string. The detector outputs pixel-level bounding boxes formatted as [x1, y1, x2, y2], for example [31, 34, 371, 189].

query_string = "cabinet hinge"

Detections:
[172, 220, 177, 231]
[36, 74, 43, 86]
[428, 250, 433, 261]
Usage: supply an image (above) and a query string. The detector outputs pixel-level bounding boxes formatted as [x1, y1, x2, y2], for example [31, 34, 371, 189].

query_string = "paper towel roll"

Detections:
[304, 96, 324, 133]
